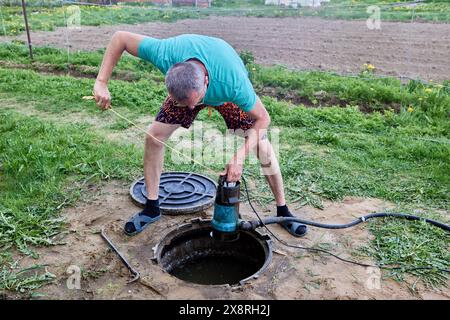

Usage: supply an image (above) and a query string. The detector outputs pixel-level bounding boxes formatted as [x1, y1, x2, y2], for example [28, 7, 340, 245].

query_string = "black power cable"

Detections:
[241, 176, 450, 274]
[240, 214, 450, 232]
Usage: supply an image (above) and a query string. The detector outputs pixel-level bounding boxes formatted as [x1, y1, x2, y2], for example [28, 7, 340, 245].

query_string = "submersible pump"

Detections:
[211, 175, 241, 242]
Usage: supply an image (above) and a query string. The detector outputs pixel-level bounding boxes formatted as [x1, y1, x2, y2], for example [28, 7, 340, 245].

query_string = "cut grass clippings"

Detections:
[360, 207, 449, 291]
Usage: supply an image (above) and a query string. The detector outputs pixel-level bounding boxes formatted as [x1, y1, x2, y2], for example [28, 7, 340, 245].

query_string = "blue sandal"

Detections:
[279, 220, 308, 237]
[124, 212, 161, 236]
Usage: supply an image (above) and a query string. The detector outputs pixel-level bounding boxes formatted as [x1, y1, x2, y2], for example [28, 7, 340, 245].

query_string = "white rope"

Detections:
[106, 106, 217, 175]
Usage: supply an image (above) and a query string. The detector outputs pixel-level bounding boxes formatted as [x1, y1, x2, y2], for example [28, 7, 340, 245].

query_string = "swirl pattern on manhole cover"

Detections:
[129, 172, 217, 215]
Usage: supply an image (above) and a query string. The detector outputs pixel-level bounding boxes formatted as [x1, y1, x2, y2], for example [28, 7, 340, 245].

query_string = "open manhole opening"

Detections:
[130, 172, 217, 215]
[153, 219, 272, 286]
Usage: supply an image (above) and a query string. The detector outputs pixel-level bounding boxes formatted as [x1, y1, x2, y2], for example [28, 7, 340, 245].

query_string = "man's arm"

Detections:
[224, 97, 271, 182]
[94, 31, 146, 109]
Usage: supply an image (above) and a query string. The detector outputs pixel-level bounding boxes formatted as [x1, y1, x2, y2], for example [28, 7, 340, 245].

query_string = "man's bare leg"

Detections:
[144, 121, 181, 200]
[253, 137, 285, 206]
[254, 137, 307, 236]
[124, 121, 180, 235]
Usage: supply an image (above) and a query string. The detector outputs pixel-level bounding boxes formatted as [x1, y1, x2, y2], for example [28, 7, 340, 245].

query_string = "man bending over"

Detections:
[93, 32, 307, 237]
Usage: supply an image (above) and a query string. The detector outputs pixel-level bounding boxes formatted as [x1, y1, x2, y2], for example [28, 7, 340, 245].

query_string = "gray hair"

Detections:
[165, 62, 204, 102]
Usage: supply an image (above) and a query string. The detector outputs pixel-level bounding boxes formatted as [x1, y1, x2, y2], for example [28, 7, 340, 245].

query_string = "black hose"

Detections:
[240, 213, 450, 231]
[240, 175, 450, 273]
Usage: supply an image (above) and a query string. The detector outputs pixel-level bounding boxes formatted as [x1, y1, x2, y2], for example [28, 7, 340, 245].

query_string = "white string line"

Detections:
[97, 29, 260, 180]
[107, 106, 218, 175]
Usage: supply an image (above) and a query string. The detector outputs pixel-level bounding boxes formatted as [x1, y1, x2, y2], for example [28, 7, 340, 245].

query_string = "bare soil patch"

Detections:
[2, 16, 449, 81]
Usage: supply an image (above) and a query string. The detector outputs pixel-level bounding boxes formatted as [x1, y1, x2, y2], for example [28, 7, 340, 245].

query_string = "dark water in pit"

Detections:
[170, 255, 260, 285]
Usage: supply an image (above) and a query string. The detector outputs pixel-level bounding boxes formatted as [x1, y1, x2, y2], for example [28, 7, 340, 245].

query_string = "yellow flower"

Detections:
[424, 88, 432, 94]
[367, 64, 375, 71]
[407, 106, 414, 113]
[252, 67, 256, 71]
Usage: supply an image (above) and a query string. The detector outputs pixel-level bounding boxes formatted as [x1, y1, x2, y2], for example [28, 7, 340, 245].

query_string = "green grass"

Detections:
[254, 66, 450, 117]
[241, 100, 450, 211]
[0, 4, 205, 36]
[0, 65, 449, 209]
[0, 65, 166, 116]
[1, 42, 449, 118]
[297, 0, 450, 22]
[0, 111, 143, 253]
[0, 41, 163, 82]
[0, 258, 55, 296]
[361, 207, 449, 290]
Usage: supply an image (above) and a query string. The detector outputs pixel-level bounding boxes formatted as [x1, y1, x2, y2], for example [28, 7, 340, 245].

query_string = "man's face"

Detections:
[171, 74, 208, 110]
[172, 87, 206, 110]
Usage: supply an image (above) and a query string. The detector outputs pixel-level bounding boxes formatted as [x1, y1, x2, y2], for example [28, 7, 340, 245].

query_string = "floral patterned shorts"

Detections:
[155, 96, 256, 131]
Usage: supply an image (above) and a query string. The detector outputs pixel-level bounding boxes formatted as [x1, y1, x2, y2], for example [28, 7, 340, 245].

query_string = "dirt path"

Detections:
[2, 16, 450, 81]
[12, 180, 449, 300]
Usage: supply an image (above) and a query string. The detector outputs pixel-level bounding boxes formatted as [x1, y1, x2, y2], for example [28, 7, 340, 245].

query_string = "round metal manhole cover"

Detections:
[130, 172, 217, 215]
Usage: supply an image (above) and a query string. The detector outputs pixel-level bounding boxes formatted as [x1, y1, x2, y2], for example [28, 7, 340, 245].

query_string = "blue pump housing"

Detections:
[212, 203, 239, 233]
[211, 176, 241, 240]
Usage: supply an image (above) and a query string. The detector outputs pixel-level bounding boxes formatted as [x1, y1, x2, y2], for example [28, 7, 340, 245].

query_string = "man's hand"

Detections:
[222, 158, 244, 182]
[93, 31, 145, 111]
[93, 80, 111, 110]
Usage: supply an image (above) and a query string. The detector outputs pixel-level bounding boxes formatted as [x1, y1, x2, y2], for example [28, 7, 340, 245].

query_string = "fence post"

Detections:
[21, 0, 33, 60]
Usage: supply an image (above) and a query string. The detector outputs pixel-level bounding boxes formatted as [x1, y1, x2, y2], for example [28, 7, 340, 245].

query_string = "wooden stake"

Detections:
[21, 0, 33, 61]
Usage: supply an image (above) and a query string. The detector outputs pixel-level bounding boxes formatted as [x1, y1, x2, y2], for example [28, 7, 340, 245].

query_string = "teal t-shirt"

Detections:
[137, 34, 257, 112]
